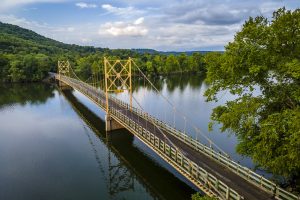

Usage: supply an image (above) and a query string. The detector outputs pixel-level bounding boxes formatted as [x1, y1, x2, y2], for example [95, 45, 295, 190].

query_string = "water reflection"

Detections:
[61, 89, 196, 200]
[0, 83, 55, 109]
[132, 73, 205, 94]
[61, 90, 137, 198]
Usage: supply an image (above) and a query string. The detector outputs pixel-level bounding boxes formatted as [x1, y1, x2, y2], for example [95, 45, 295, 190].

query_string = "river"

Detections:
[0, 74, 269, 200]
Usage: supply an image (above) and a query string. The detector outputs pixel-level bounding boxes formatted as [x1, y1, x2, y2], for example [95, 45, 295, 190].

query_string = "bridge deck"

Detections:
[57, 76, 274, 200]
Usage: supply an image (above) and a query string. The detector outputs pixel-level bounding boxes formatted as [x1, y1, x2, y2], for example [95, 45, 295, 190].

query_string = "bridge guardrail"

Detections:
[109, 106, 243, 200]
[56, 75, 300, 200]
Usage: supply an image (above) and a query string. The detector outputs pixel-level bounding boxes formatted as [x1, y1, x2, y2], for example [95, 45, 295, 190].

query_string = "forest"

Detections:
[0, 22, 210, 82]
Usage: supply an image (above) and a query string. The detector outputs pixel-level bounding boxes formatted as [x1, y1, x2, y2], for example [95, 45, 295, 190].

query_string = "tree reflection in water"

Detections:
[0, 83, 55, 110]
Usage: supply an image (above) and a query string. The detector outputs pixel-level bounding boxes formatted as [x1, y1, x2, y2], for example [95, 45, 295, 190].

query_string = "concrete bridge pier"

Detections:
[58, 80, 72, 90]
[105, 114, 124, 131]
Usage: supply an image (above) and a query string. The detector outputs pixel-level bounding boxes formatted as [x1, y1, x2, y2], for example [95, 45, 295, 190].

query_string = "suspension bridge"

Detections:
[53, 58, 299, 200]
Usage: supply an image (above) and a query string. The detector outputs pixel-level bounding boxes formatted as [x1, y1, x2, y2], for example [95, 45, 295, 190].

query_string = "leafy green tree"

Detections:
[165, 54, 180, 73]
[76, 57, 92, 79]
[9, 60, 26, 82]
[146, 61, 154, 74]
[205, 7, 300, 180]
[178, 53, 188, 72]
[191, 193, 216, 200]
[0, 54, 10, 82]
[203, 52, 222, 75]
[91, 61, 99, 74]
[153, 55, 163, 73]
[191, 52, 205, 72]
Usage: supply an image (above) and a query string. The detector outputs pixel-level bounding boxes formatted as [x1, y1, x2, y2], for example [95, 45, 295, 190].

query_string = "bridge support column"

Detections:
[105, 114, 124, 131]
[58, 80, 72, 90]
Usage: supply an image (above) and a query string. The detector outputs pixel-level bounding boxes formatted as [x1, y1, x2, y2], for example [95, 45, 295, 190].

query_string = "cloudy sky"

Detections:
[0, 0, 298, 51]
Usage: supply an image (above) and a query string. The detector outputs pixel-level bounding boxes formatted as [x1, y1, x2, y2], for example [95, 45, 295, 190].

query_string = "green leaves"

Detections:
[205, 7, 300, 182]
[191, 193, 216, 200]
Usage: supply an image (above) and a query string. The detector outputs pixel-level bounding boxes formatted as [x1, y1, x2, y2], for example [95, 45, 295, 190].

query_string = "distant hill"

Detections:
[131, 48, 222, 56]
[131, 48, 159, 54]
[0, 22, 114, 82]
[0, 21, 107, 55]
[157, 50, 219, 56]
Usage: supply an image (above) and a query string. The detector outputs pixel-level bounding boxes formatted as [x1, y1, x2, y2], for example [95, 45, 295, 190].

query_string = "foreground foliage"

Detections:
[205, 7, 300, 188]
[191, 193, 216, 200]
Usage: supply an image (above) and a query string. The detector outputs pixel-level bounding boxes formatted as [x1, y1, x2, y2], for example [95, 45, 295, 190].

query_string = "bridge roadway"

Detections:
[56, 75, 273, 200]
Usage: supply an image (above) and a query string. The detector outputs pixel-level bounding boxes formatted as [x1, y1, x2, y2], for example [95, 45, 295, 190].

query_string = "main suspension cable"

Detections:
[131, 93, 186, 155]
[131, 59, 228, 156]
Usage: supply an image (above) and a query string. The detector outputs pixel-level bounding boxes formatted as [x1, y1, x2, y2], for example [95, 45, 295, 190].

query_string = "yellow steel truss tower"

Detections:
[58, 60, 70, 78]
[104, 57, 132, 113]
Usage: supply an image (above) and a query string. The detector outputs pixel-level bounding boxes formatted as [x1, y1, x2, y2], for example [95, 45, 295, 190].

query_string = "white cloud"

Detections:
[0, 0, 66, 11]
[80, 38, 92, 43]
[149, 23, 240, 50]
[75, 2, 97, 9]
[101, 4, 144, 16]
[106, 25, 147, 36]
[0, 14, 48, 29]
[99, 17, 148, 37]
[0, 14, 82, 44]
[102, 4, 131, 15]
[101, 23, 148, 37]
[67, 27, 75, 32]
[134, 17, 144, 25]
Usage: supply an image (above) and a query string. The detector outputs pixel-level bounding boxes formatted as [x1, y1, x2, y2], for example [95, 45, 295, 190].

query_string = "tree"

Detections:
[153, 55, 163, 73]
[191, 193, 216, 200]
[204, 7, 300, 181]
[0, 54, 10, 82]
[146, 61, 154, 74]
[9, 60, 26, 82]
[178, 53, 188, 72]
[191, 52, 205, 72]
[76, 57, 92, 79]
[165, 54, 180, 73]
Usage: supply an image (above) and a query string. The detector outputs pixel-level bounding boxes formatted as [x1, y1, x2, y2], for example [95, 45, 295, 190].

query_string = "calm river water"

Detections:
[0, 75, 268, 200]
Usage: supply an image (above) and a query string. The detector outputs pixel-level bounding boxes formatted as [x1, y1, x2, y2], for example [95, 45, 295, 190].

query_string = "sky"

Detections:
[0, 0, 299, 51]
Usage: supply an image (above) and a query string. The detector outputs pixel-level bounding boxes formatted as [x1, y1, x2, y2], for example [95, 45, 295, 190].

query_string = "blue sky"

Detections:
[0, 0, 298, 51]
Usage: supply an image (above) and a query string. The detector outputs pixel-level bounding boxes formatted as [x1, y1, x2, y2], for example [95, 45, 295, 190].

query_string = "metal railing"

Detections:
[109, 106, 243, 200]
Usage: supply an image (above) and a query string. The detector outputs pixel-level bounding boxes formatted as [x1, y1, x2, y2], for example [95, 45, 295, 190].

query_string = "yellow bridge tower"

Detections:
[104, 57, 132, 131]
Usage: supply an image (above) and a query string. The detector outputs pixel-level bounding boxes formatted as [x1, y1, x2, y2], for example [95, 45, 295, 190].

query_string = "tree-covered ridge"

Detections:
[0, 22, 207, 82]
[205, 7, 300, 191]
[0, 22, 102, 54]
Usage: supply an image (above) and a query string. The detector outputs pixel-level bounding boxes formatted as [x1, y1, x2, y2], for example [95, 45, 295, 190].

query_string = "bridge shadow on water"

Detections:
[61, 88, 197, 200]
